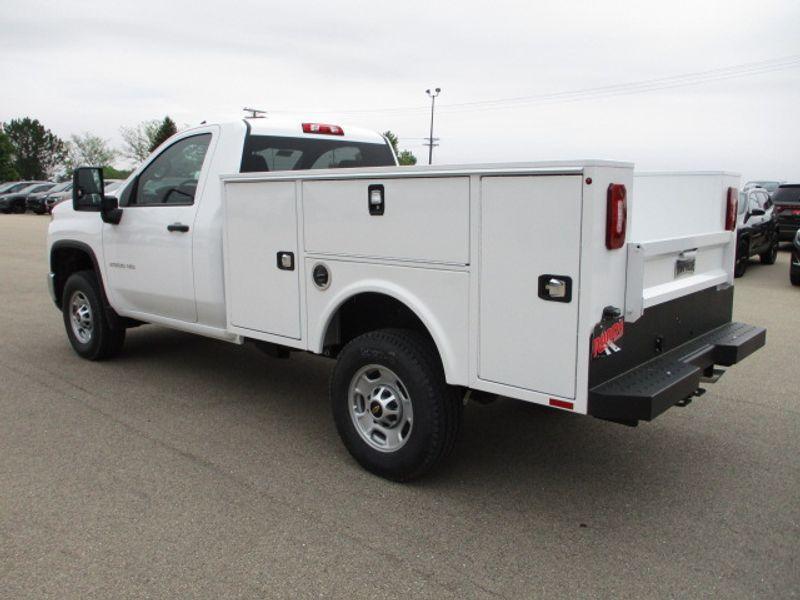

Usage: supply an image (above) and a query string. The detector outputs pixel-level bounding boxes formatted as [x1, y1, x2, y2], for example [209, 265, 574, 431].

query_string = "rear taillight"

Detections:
[725, 187, 738, 231]
[302, 122, 344, 136]
[606, 184, 627, 250]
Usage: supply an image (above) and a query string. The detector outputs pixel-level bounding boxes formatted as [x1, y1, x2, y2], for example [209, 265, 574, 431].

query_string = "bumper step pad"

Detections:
[588, 322, 765, 423]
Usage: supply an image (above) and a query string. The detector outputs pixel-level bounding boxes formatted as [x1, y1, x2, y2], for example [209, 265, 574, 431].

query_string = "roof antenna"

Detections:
[243, 107, 267, 118]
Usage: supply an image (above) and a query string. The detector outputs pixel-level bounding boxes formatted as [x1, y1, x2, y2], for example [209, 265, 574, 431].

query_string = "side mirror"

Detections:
[100, 195, 123, 225]
[72, 167, 104, 211]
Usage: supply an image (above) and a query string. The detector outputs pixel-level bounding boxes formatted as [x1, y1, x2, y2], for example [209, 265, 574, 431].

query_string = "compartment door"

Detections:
[224, 181, 301, 339]
[479, 175, 582, 398]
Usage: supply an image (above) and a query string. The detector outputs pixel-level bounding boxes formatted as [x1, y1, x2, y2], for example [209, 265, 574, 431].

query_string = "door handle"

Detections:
[167, 223, 190, 233]
[537, 274, 572, 303]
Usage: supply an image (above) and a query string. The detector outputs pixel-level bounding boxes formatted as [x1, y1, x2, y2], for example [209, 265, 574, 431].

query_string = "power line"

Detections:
[276, 54, 800, 117]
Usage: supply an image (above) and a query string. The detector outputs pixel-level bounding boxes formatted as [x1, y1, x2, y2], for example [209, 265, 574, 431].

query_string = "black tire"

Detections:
[734, 241, 749, 278]
[13, 202, 26, 214]
[760, 239, 778, 265]
[62, 270, 126, 360]
[791, 266, 800, 286]
[331, 328, 462, 481]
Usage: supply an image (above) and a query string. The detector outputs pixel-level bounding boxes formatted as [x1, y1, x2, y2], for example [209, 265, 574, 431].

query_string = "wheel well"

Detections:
[50, 245, 97, 309]
[324, 293, 436, 358]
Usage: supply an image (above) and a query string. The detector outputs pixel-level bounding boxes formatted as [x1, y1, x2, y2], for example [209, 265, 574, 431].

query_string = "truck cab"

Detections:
[51, 118, 396, 332]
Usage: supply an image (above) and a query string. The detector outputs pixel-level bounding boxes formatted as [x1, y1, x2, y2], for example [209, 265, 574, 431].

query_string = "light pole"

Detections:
[425, 87, 441, 165]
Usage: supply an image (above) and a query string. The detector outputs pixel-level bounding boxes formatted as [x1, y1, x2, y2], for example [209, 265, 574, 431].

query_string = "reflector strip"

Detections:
[549, 398, 574, 410]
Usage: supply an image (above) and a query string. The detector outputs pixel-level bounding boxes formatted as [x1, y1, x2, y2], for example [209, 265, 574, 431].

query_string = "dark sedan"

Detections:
[27, 181, 71, 214]
[0, 182, 55, 213]
[773, 184, 800, 241]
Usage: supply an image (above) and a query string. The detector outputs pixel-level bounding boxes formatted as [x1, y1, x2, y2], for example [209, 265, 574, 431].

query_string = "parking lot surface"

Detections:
[1, 214, 798, 599]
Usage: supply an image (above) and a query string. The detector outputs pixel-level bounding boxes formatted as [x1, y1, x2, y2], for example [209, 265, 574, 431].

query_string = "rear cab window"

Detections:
[241, 135, 396, 173]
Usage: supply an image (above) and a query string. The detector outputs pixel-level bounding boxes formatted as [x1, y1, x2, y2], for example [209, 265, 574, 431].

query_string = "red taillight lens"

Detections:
[302, 122, 344, 136]
[606, 184, 627, 250]
[725, 187, 738, 231]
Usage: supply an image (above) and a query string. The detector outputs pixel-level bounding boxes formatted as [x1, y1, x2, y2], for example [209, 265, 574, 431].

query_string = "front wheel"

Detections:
[62, 270, 126, 360]
[760, 239, 778, 265]
[330, 329, 462, 481]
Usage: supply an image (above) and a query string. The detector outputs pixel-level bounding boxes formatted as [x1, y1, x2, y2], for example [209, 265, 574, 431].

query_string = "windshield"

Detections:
[241, 135, 396, 173]
[749, 181, 781, 193]
[0, 182, 16, 193]
[26, 184, 54, 193]
[738, 192, 748, 215]
[772, 185, 800, 204]
[49, 181, 72, 193]
[5, 182, 36, 193]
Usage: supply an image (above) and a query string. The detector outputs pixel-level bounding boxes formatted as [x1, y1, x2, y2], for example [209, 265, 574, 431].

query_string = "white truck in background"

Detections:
[47, 117, 765, 480]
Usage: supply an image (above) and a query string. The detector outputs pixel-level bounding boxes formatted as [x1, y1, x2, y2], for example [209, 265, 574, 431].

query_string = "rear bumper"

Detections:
[777, 218, 799, 240]
[588, 322, 765, 423]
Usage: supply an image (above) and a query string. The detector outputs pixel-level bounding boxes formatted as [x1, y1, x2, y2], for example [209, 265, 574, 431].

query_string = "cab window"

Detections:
[130, 134, 211, 206]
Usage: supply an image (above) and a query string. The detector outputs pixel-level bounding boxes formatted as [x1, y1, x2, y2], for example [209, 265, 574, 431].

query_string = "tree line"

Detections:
[0, 116, 178, 183]
[0, 116, 418, 184]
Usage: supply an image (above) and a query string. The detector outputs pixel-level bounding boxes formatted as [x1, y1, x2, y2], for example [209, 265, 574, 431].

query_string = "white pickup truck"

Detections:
[47, 117, 765, 480]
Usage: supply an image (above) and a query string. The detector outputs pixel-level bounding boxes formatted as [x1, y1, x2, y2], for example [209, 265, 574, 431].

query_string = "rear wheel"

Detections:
[760, 239, 778, 265]
[13, 201, 25, 214]
[62, 270, 126, 360]
[331, 329, 462, 481]
[791, 263, 800, 286]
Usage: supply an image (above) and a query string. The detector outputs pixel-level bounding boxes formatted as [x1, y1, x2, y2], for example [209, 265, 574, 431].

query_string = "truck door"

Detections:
[102, 132, 215, 323]
[479, 175, 582, 399]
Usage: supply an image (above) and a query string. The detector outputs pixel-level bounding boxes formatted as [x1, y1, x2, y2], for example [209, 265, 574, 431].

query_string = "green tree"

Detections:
[64, 132, 117, 173]
[0, 130, 19, 182]
[149, 116, 178, 153]
[397, 150, 417, 166]
[120, 119, 161, 163]
[3, 117, 67, 180]
[383, 130, 417, 165]
[103, 166, 133, 180]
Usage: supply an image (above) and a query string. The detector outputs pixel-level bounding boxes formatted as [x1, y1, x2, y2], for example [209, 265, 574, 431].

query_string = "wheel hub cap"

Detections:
[349, 365, 413, 453]
[69, 291, 93, 344]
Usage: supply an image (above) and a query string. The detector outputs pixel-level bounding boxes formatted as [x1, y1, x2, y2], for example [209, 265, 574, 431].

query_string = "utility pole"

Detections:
[425, 88, 441, 165]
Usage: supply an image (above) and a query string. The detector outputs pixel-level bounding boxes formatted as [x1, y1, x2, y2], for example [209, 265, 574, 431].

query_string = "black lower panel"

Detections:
[589, 285, 734, 389]
[588, 321, 765, 422]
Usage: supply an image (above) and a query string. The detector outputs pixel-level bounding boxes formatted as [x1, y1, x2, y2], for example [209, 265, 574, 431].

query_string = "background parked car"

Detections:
[743, 180, 783, 195]
[103, 179, 124, 194]
[0, 181, 22, 194]
[0, 180, 50, 198]
[735, 187, 778, 277]
[0, 182, 55, 213]
[772, 184, 800, 242]
[28, 181, 72, 214]
[44, 179, 124, 214]
[791, 230, 800, 286]
[43, 183, 73, 213]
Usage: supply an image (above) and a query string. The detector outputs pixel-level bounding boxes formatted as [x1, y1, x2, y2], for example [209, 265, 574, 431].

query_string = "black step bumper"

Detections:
[588, 322, 765, 423]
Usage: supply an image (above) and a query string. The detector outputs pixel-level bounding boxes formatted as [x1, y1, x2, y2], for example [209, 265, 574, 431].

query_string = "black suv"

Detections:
[773, 184, 800, 241]
[734, 187, 778, 277]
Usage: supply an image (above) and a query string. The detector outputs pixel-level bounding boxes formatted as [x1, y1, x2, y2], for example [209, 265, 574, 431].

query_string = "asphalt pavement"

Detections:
[1, 214, 798, 599]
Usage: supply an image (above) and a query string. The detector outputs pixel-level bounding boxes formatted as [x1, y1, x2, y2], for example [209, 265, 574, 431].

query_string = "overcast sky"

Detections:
[1, 0, 799, 181]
